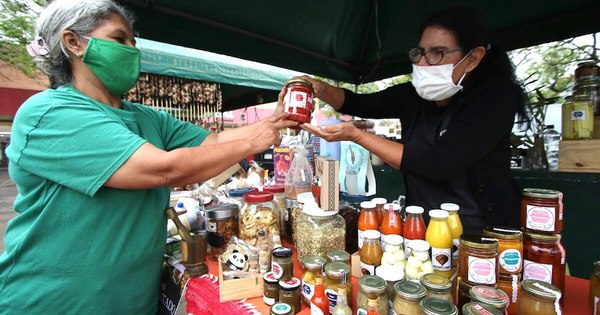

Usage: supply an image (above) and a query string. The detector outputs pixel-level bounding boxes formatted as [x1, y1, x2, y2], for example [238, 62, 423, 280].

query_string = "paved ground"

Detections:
[0, 167, 17, 254]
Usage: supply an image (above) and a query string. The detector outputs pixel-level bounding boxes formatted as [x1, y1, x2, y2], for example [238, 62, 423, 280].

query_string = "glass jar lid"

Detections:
[279, 277, 301, 290]
[394, 281, 426, 300]
[263, 271, 279, 283]
[375, 265, 404, 282]
[358, 275, 387, 294]
[326, 250, 350, 263]
[459, 233, 499, 250]
[406, 206, 424, 214]
[243, 191, 274, 202]
[409, 239, 431, 252]
[420, 273, 451, 291]
[205, 203, 238, 219]
[360, 201, 376, 209]
[420, 297, 458, 315]
[301, 255, 326, 270]
[383, 203, 401, 211]
[522, 188, 560, 199]
[270, 302, 293, 315]
[440, 203, 459, 212]
[272, 247, 293, 258]
[264, 185, 285, 193]
[285, 78, 312, 87]
[482, 226, 523, 240]
[524, 231, 560, 242]
[461, 302, 502, 315]
[229, 187, 254, 197]
[469, 286, 509, 309]
[521, 279, 562, 301]
[325, 262, 350, 279]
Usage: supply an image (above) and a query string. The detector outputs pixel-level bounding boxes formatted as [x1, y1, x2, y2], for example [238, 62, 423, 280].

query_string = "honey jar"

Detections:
[483, 226, 523, 275]
[520, 188, 563, 234]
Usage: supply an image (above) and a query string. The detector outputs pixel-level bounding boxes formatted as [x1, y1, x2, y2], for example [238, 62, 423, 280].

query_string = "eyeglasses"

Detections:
[408, 47, 464, 65]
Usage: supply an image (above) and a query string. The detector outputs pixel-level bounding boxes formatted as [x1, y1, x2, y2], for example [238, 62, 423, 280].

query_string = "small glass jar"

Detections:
[356, 275, 388, 315]
[326, 249, 351, 265]
[376, 265, 404, 315]
[459, 234, 499, 286]
[205, 203, 239, 261]
[270, 302, 295, 315]
[339, 193, 369, 254]
[520, 188, 563, 234]
[239, 191, 280, 246]
[497, 274, 521, 315]
[381, 234, 406, 268]
[483, 226, 523, 275]
[393, 281, 426, 315]
[301, 255, 327, 306]
[324, 262, 353, 312]
[295, 204, 345, 262]
[405, 239, 434, 281]
[283, 78, 314, 125]
[264, 185, 286, 237]
[360, 229, 383, 276]
[462, 302, 502, 315]
[264, 271, 280, 306]
[272, 247, 294, 281]
[420, 273, 453, 303]
[469, 285, 509, 314]
[278, 278, 301, 314]
[420, 296, 458, 315]
[523, 232, 566, 302]
[518, 279, 562, 315]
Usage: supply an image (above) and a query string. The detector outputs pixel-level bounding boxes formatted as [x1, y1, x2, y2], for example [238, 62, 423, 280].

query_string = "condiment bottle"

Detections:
[301, 255, 327, 306]
[371, 197, 387, 224]
[366, 297, 380, 315]
[283, 78, 314, 126]
[441, 202, 462, 269]
[403, 206, 426, 256]
[331, 287, 352, 315]
[518, 279, 562, 315]
[405, 239, 434, 281]
[380, 203, 402, 249]
[360, 230, 383, 276]
[522, 232, 566, 305]
[310, 276, 329, 315]
[358, 201, 379, 249]
[425, 210, 453, 278]
[591, 260, 600, 314]
[419, 296, 458, 315]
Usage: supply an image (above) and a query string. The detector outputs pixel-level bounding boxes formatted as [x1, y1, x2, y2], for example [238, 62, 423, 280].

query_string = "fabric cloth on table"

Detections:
[186, 274, 260, 315]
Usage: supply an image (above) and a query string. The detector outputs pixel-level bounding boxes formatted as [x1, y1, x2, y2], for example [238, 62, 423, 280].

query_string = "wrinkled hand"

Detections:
[250, 112, 298, 153]
[300, 121, 362, 143]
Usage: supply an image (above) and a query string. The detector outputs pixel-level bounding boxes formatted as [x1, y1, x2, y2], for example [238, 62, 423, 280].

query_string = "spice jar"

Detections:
[405, 239, 434, 281]
[518, 279, 562, 315]
[459, 234, 499, 286]
[469, 285, 509, 314]
[483, 227, 523, 275]
[239, 191, 280, 246]
[380, 234, 406, 268]
[301, 255, 327, 306]
[288, 192, 315, 245]
[326, 249, 351, 265]
[264, 271, 280, 306]
[562, 94, 594, 139]
[270, 302, 295, 315]
[393, 281, 426, 315]
[360, 229, 383, 276]
[420, 296, 458, 315]
[205, 203, 239, 261]
[376, 265, 404, 315]
[272, 247, 294, 281]
[497, 274, 521, 315]
[420, 273, 453, 303]
[295, 201, 345, 262]
[324, 262, 353, 312]
[283, 78, 314, 125]
[358, 201, 379, 249]
[520, 188, 563, 234]
[522, 232, 566, 302]
[462, 302, 502, 315]
[339, 193, 368, 254]
[279, 278, 302, 314]
[356, 275, 388, 315]
[265, 185, 286, 236]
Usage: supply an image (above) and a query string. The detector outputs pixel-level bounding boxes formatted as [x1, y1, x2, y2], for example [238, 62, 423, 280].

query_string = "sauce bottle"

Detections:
[441, 203, 463, 269]
[403, 206, 426, 256]
[358, 201, 379, 249]
[310, 276, 329, 315]
[425, 210, 453, 278]
[380, 203, 402, 249]
[366, 297, 380, 315]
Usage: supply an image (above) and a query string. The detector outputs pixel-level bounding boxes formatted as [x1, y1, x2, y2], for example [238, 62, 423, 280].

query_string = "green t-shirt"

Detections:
[0, 85, 210, 314]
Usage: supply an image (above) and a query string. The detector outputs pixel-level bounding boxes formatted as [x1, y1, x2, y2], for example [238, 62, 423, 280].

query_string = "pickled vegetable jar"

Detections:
[518, 279, 562, 315]
[326, 249, 351, 265]
[405, 239, 434, 281]
[393, 281, 426, 315]
[356, 275, 388, 315]
[301, 255, 327, 306]
[483, 226, 523, 275]
[426, 210, 453, 278]
[458, 233, 499, 286]
[420, 273, 453, 303]
[522, 232, 566, 303]
[562, 94, 594, 139]
[324, 262, 353, 313]
[380, 234, 406, 269]
[520, 188, 563, 234]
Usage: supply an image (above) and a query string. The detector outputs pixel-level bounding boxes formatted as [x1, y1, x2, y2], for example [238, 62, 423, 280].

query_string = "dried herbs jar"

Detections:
[295, 202, 345, 262]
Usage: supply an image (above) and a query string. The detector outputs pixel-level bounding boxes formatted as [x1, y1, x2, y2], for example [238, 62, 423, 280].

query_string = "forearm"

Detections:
[213, 123, 257, 143]
[354, 130, 404, 169]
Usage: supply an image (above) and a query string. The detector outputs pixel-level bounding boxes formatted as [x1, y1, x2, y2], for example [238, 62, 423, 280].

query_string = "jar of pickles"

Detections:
[469, 285, 509, 314]
[301, 255, 327, 306]
[522, 232, 566, 301]
[381, 234, 406, 269]
[420, 297, 458, 315]
[393, 281, 426, 314]
[239, 191, 280, 246]
[483, 227, 523, 275]
[520, 188, 563, 234]
[360, 230, 383, 276]
[375, 265, 404, 314]
[356, 275, 388, 315]
[205, 203, 239, 261]
[459, 234, 499, 286]
[562, 93, 594, 139]
[326, 249, 351, 265]
[295, 201, 345, 262]
[272, 247, 294, 281]
[279, 278, 302, 314]
[324, 262, 353, 313]
[406, 240, 434, 281]
[420, 273, 453, 303]
[497, 274, 521, 315]
[518, 279, 562, 315]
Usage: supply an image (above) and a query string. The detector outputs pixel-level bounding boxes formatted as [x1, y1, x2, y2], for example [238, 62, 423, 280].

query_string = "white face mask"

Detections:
[411, 52, 471, 101]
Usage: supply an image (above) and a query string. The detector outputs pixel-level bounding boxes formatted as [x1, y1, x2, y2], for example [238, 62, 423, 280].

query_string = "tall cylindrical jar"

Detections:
[264, 185, 286, 237]
[483, 226, 523, 275]
[356, 275, 388, 315]
[522, 232, 566, 304]
[520, 188, 563, 234]
[295, 201, 345, 261]
[562, 93, 594, 139]
[441, 203, 463, 270]
[205, 203, 239, 261]
[239, 191, 280, 246]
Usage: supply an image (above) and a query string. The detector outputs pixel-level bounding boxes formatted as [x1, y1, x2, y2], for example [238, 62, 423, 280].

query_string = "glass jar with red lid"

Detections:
[522, 232, 566, 305]
[283, 78, 314, 126]
[239, 191, 280, 246]
[520, 188, 563, 234]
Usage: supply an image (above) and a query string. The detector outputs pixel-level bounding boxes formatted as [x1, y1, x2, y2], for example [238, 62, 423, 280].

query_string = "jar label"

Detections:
[272, 262, 283, 279]
[571, 110, 587, 121]
[325, 289, 338, 314]
[310, 303, 325, 315]
[431, 247, 451, 271]
[360, 261, 376, 276]
[523, 259, 553, 283]
[468, 256, 496, 284]
[499, 249, 522, 273]
[302, 282, 315, 301]
[358, 229, 365, 249]
[206, 220, 217, 232]
[263, 295, 275, 306]
[452, 239, 459, 262]
[526, 205, 556, 231]
[285, 90, 311, 110]
[404, 238, 413, 256]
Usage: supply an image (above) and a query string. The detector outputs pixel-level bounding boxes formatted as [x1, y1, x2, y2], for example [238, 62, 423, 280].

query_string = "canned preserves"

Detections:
[459, 234, 499, 286]
[518, 279, 562, 315]
[522, 232, 565, 304]
[283, 78, 314, 125]
[520, 188, 563, 234]
[483, 226, 523, 275]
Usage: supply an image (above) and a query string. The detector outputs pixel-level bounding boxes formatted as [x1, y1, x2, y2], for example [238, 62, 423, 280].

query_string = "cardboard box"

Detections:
[317, 156, 340, 211]
[273, 147, 293, 184]
[558, 139, 600, 173]
[218, 260, 264, 302]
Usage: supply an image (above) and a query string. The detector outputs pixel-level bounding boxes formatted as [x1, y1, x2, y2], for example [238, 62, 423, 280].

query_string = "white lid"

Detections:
[371, 197, 387, 205]
[303, 201, 338, 217]
[384, 234, 404, 245]
[360, 201, 376, 209]
[376, 265, 405, 281]
[297, 192, 315, 204]
[409, 239, 430, 251]
[362, 229, 381, 239]
[429, 209, 449, 219]
[405, 206, 424, 214]
[383, 203, 401, 211]
[440, 203, 460, 212]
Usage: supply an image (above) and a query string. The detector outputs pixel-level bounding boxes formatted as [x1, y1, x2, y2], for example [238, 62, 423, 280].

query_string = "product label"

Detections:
[360, 261, 376, 276]
[310, 303, 325, 315]
[526, 205, 556, 231]
[358, 229, 365, 249]
[272, 262, 283, 279]
[571, 110, 587, 121]
[263, 295, 275, 305]
[499, 249, 522, 273]
[302, 282, 315, 301]
[404, 238, 413, 256]
[356, 308, 367, 315]
[468, 256, 496, 284]
[325, 289, 338, 314]
[431, 247, 452, 271]
[452, 238, 459, 262]
[523, 259, 553, 283]
[206, 220, 217, 232]
[285, 90, 310, 110]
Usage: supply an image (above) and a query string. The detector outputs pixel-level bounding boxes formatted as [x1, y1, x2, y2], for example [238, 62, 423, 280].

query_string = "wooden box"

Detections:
[218, 260, 264, 302]
[317, 156, 340, 211]
[559, 139, 600, 173]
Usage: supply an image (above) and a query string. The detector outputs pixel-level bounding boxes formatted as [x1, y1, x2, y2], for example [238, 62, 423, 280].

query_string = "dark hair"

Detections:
[421, 7, 530, 127]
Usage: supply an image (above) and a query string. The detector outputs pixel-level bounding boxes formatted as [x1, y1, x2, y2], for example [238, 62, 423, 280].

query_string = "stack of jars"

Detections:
[562, 61, 599, 140]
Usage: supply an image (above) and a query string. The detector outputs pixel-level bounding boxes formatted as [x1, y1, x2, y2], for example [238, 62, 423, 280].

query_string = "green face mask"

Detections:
[82, 37, 140, 96]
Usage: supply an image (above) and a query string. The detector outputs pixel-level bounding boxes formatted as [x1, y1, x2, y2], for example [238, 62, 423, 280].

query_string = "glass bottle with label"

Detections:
[358, 201, 380, 249]
[324, 262, 353, 313]
[310, 276, 329, 315]
[441, 203, 462, 270]
[360, 230, 383, 276]
[301, 255, 327, 306]
[518, 279, 562, 315]
[405, 239, 434, 281]
[522, 232, 566, 305]
[590, 260, 600, 315]
[404, 206, 426, 256]
[326, 249, 351, 265]
[371, 197, 387, 224]
[331, 287, 352, 315]
[380, 203, 402, 249]
[356, 275, 388, 315]
[458, 233, 499, 286]
[425, 210, 453, 278]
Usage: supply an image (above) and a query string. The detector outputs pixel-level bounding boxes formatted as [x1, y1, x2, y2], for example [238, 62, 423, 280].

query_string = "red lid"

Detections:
[264, 185, 285, 193]
[243, 191, 274, 202]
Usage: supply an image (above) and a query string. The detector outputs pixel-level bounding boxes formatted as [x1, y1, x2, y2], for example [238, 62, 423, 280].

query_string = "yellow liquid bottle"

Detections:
[441, 203, 463, 269]
[426, 210, 453, 278]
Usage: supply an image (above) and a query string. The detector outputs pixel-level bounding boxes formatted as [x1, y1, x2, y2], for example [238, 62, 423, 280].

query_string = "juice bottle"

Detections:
[358, 201, 379, 249]
[440, 203, 463, 269]
[380, 203, 402, 249]
[425, 210, 453, 278]
[403, 206, 426, 256]
[371, 197, 387, 223]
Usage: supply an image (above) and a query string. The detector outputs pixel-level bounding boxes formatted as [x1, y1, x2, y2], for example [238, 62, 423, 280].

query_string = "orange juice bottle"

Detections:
[441, 203, 463, 269]
[426, 210, 453, 278]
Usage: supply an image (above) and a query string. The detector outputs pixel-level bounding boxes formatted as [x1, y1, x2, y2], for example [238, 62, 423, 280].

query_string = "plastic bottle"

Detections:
[543, 125, 561, 171]
[284, 147, 313, 199]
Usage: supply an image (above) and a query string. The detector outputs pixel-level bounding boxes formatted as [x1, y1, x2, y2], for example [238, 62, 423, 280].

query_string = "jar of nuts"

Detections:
[239, 191, 280, 247]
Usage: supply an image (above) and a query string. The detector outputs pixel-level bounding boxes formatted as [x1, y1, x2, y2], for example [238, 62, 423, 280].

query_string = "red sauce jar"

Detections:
[520, 188, 563, 234]
[522, 232, 566, 305]
[283, 78, 314, 125]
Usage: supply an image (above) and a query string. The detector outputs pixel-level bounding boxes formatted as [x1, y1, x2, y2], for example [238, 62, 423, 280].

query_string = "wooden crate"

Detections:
[218, 259, 264, 302]
[559, 139, 600, 173]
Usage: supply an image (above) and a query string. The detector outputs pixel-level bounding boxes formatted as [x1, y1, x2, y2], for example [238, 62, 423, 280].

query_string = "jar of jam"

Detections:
[324, 262, 353, 313]
[393, 281, 426, 315]
[278, 277, 302, 314]
[240, 191, 280, 246]
[496, 274, 521, 315]
[483, 226, 523, 275]
[358, 201, 379, 249]
[326, 249, 351, 265]
[205, 203, 239, 261]
[420, 273, 453, 303]
[270, 302, 295, 315]
[272, 247, 294, 281]
[521, 188, 563, 234]
[375, 265, 404, 314]
[356, 275, 388, 315]
[419, 296, 458, 315]
[283, 78, 314, 125]
[462, 302, 502, 315]
[518, 279, 562, 315]
[459, 234, 499, 286]
[301, 255, 327, 306]
[264, 271, 280, 306]
[360, 229, 383, 276]
[522, 232, 565, 303]
[469, 285, 509, 315]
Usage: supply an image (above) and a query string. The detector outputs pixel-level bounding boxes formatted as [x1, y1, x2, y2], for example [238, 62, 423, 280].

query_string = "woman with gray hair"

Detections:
[0, 0, 296, 313]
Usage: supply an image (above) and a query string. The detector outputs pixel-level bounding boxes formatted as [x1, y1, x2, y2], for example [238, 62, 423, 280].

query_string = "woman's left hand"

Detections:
[300, 121, 362, 142]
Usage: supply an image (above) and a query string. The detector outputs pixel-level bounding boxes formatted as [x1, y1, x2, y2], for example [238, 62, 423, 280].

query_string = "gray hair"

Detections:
[33, 0, 135, 88]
